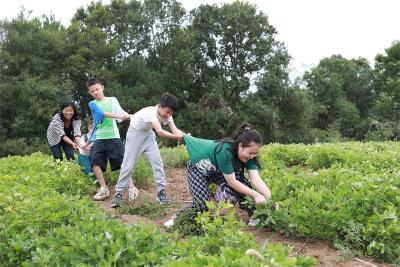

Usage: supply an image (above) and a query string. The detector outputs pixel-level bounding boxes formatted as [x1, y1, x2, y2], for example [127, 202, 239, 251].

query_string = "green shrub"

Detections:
[256, 142, 400, 263]
[160, 144, 189, 168]
[1, 151, 316, 266]
[265, 144, 310, 166]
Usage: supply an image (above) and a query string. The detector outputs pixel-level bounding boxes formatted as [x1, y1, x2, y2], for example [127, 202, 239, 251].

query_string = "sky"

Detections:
[1, 0, 399, 78]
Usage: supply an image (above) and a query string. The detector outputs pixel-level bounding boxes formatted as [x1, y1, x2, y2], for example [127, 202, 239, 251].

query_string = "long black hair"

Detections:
[215, 122, 263, 168]
[59, 101, 79, 121]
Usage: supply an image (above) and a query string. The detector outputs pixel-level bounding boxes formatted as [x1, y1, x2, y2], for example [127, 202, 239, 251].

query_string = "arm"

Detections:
[110, 97, 130, 122]
[62, 136, 78, 149]
[72, 119, 82, 144]
[74, 136, 82, 145]
[248, 170, 271, 200]
[103, 112, 130, 121]
[223, 173, 267, 205]
[151, 120, 182, 140]
[167, 120, 185, 136]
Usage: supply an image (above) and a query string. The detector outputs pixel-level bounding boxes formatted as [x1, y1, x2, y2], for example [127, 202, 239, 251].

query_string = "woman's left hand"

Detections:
[254, 193, 267, 205]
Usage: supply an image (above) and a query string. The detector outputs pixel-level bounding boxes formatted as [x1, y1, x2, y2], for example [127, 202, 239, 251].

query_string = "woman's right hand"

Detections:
[253, 193, 267, 205]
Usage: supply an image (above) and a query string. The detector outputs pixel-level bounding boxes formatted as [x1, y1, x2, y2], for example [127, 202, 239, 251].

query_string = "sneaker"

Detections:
[111, 193, 123, 208]
[248, 217, 261, 227]
[93, 186, 109, 200]
[156, 189, 169, 205]
[128, 187, 139, 202]
[164, 214, 177, 228]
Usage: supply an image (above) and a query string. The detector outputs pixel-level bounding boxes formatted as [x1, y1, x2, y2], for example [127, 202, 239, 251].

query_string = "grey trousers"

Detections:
[115, 127, 166, 194]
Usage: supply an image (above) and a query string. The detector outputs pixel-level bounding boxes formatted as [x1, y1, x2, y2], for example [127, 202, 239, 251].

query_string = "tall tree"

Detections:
[373, 41, 400, 118]
[0, 13, 66, 78]
[188, 1, 284, 108]
[366, 41, 400, 140]
[303, 55, 374, 138]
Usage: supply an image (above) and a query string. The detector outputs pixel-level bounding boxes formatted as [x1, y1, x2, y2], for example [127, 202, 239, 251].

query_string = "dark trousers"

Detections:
[185, 161, 255, 216]
[50, 141, 75, 161]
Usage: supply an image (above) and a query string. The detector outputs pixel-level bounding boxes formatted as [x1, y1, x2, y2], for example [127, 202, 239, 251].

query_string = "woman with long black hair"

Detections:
[165, 122, 271, 227]
[47, 101, 81, 161]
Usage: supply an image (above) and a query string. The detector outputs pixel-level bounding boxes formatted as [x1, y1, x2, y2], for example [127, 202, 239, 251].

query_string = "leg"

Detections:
[93, 166, 106, 187]
[164, 162, 211, 228]
[89, 140, 108, 187]
[143, 133, 166, 192]
[107, 138, 125, 171]
[61, 140, 75, 161]
[114, 130, 145, 195]
[186, 161, 211, 212]
[50, 143, 63, 161]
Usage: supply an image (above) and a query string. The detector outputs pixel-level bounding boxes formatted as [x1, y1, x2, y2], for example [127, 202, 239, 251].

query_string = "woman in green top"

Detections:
[165, 123, 271, 227]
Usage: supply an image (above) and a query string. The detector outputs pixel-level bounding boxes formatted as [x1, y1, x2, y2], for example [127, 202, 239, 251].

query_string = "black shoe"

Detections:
[111, 193, 122, 208]
[156, 189, 169, 205]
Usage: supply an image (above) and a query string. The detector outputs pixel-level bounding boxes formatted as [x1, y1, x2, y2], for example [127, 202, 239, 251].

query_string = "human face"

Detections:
[237, 142, 260, 162]
[62, 106, 74, 121]
[157, 105, 174, 119]
[88, 83, 105, 100]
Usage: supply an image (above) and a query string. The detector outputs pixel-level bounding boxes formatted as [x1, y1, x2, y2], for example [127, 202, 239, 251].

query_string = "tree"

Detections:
[373, 41, 400, 118]
[366, 41, 400, 140]
[188, 1, 284, 108]
[303, 55, 374, 138]
[0, 13, 66, 79]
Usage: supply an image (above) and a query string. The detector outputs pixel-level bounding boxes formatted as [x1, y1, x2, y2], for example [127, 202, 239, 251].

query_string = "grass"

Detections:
[118, 199, 169, 220]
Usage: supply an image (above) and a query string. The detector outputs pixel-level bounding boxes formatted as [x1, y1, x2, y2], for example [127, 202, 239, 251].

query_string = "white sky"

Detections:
[1, 0, 399, 78]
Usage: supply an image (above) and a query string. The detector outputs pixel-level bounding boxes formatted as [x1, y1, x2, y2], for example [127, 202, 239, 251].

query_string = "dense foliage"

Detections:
[1, 0, 399, 157]
[254, 142, 400, 264]
[0, 153, 315, 266]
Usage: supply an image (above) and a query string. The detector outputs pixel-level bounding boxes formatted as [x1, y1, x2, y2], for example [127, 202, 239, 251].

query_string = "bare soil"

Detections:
[93, 168, 394, 267]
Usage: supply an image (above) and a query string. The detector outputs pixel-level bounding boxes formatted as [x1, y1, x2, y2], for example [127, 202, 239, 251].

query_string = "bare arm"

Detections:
[151, 121, 182, 140]
[167, 120, 184, 135]
[224, 173, 267, 205]
[74, 136, 81, 145]
[248, 170, 271, 200]
[103, 112, 130, 121]
[62, 136, 78, 149]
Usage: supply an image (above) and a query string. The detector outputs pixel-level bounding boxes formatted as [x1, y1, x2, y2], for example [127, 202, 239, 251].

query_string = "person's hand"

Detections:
[175, 133, 183, 140]
[72, 143, 79, 150]
[253, 193, 267, 205]
[79, 142, 88, 149]
[122, 114, 131, 121]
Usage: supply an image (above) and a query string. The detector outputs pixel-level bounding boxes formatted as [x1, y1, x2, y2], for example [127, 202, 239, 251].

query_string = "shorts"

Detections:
[89, 139, 124, 172]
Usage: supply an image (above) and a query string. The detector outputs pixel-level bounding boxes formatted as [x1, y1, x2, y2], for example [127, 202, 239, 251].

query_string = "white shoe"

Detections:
[248, 217, 261, 227]
[94, 186, 109, 200]
[128, 187, 139, 202]
[164, 215, 177, 228]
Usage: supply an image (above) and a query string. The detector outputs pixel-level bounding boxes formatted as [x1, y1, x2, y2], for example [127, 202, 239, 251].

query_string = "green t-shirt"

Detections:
[89, 97, 125, 140]
[183, 135, 257, 176]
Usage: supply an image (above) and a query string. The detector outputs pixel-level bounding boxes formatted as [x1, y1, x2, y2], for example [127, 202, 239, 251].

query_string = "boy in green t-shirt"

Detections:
[87, 78, 134, 200]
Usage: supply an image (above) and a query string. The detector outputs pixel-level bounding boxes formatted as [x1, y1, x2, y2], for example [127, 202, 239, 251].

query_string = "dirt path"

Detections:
[93, 168, 393, 267]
